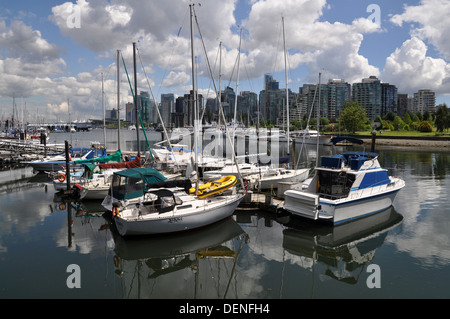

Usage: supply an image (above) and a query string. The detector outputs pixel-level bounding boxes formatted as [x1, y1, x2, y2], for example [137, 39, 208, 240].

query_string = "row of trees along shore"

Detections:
[289, 101, 450, 135]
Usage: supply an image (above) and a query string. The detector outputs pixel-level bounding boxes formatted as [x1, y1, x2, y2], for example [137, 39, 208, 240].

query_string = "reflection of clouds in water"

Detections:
[0, 186, 51, 243]
[55, 216, 114, 257]
[388, 171, 450, 268]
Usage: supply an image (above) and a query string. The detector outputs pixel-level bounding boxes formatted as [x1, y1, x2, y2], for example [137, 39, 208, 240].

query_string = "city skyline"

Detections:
[123, 73, 435, 126]
[0, 0, 449, 123]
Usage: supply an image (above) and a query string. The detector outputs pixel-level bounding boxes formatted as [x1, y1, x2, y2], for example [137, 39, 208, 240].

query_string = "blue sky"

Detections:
[0, 0, 449, 122]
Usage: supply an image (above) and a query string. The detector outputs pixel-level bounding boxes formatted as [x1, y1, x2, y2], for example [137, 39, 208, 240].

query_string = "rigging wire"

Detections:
[191, 5, 245, 189]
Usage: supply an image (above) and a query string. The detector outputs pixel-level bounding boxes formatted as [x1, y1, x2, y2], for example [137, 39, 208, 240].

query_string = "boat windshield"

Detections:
[318, 170, 356, 199]
[111, 175, 144, 201]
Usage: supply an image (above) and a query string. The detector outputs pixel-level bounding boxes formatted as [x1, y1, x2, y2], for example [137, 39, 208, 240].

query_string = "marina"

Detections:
[0, 129, 449, 299]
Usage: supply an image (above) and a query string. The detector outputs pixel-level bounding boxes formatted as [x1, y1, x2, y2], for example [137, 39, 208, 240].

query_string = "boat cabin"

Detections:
[109, 167, 192, 202]
[314, 151, 389, 200]
[139, 189, 183, 215]
[109, 168, 168, 201]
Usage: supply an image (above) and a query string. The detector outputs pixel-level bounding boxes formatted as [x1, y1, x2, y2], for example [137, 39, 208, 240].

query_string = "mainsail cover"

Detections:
[99, 153, 141, 169]
[74, 149, 122, 164]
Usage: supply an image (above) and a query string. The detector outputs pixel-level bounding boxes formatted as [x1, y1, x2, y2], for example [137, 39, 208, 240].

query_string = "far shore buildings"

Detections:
[117, 73, 437, 128]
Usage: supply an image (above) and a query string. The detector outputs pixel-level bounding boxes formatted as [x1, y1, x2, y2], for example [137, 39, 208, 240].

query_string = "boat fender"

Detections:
[74, 183, 83, 190]
[112, 207, 119, 217]
[113, 255, 121, 267]
[58, 174, 66, 182]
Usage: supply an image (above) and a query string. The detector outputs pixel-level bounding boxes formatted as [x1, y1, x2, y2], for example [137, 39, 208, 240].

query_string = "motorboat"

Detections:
[251, 167, 310, 190]
[151, 144, 228, 171]
[26, 144, 107, 172]
[52, 149, 124, 192]
[77, 153, 142, 200]
[283, 151, 405, 225]
[202, 162, 271, 181]
[291, 128, 333, 145]
[203, 162, 309, 191]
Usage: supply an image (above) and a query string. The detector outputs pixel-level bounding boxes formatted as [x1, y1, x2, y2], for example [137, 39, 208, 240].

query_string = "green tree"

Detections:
[342, 101, 368, 133]
[417, 120, 433, 132]
[383, 111, 396, 122]
[435, 104, 449, 132]
[393, 116, 405, 131]
[374, 115, 383, 130]
[403, 112, 412, 125]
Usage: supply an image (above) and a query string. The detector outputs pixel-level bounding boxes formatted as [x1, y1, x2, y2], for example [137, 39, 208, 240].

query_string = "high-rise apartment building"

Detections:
[381, 83, 398, 115]
[183, 90, 203, 126]
[327, 79, 351, 120]
[161, 93, 174, 127]
[125, 102, 134, 122]
[137, 91, 150, 123]
[238, 91, 258, 126]
[351, 76, 382, 121]
[413, 89, 436, 114]
[397, 93, 408, 117]
[260, 74, 286, 125]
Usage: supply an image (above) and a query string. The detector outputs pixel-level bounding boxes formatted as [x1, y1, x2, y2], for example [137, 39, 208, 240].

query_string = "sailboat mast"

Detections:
[102, 72, 106, 147]
[117, 49, 121, 151]
[133, 42, 140, 155]
[282, 17, 290, 156]
[316, 72, 321, 167]
[190, 4, 199, 191]
[232, 29, 242, 144]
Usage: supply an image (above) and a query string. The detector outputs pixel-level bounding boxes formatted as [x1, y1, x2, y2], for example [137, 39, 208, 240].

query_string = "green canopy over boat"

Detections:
[111, 167, 168, 201]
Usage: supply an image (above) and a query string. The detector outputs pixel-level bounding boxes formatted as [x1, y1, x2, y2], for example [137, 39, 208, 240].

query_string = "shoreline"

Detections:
[360, 137, 450, 149]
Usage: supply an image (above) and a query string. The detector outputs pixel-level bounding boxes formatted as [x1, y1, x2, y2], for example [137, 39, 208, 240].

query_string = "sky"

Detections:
[0, 0, 449, 123]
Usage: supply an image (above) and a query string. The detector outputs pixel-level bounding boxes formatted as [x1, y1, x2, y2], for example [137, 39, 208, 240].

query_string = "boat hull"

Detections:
[321, 188, 402, 224]
[114, 194, 244, 236]
[80, 187, 109, 200]
[29, 162, 79, 172]
[257, 168, 309, 190]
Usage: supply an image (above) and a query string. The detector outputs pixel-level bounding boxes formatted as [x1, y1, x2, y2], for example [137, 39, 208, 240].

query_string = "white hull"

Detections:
[255, 168, 309, 190]
[31, 162, 79, 172]
[293, 135, 332, 145]
[284, 178, 405, 224]
[203, 163, 270, 181]
[80, 186, 109, 200]
[114, 194, 243, 236]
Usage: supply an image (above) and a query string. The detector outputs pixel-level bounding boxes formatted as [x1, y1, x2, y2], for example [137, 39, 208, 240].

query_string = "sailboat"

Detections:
[204, 17, 309, 191]
[111, 5, 244, 236]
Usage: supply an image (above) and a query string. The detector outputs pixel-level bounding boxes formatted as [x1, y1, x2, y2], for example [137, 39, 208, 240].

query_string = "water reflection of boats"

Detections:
[281, 206, 403, 284]
[111, 217, 247, 298]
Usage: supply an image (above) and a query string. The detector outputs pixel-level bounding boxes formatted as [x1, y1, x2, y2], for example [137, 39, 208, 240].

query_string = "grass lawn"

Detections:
[322, 130, 450, 137]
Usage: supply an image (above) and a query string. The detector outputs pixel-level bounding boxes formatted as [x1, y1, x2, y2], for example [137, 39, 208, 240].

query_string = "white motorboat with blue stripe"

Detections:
[283, 151, 405, 225]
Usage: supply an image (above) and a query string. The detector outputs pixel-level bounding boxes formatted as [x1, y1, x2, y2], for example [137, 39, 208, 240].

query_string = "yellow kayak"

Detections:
[189, 175, 237, 199]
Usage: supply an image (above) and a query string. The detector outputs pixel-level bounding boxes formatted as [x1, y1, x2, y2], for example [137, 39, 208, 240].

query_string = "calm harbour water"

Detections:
[0, 129, 449, 299]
